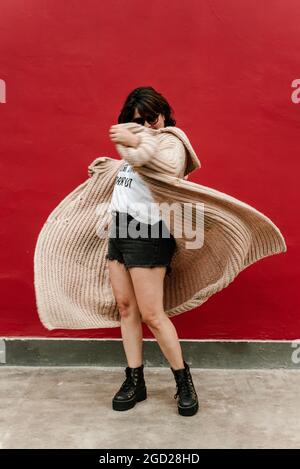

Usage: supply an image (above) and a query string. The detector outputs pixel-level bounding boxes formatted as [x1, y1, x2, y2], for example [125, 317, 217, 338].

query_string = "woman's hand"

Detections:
[109, 125, 140, 148]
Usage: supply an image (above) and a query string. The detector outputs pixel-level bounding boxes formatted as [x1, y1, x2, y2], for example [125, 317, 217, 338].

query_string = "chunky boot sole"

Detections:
[112, 385, 147, 411]
[177, 400, 199, 416]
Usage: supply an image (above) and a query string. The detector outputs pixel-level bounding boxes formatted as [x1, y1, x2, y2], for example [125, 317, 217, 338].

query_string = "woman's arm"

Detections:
[115, 132, 187, 178]
[115, 131, 158, 167]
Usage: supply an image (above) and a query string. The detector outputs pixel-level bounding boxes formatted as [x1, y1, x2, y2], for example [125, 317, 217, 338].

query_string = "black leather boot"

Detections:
[112, 364, 147, 411]
[171, 360, 199, 416]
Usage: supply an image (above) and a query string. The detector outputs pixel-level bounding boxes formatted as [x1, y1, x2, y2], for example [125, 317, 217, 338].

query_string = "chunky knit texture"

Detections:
[34, 123, 287, 330]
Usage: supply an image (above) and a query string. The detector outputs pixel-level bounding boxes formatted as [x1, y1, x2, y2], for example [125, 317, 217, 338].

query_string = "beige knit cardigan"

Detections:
[34, 122, 287, 330]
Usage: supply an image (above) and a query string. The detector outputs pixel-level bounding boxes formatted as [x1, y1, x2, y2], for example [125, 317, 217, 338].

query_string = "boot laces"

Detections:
[120, 368, 140, 392]
[174, 373, 194, 399]
[120, 375, 134, 392]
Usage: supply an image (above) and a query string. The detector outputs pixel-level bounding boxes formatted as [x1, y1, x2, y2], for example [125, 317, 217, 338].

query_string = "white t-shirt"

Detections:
[108, 162, 161, 224]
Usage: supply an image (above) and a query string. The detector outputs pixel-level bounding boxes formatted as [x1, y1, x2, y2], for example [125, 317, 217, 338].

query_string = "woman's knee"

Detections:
[140, 309, 165, 329]
[117, 297, 140, 319]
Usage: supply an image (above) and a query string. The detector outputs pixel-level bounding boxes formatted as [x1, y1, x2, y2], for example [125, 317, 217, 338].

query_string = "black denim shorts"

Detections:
[105, 211, 177, 276]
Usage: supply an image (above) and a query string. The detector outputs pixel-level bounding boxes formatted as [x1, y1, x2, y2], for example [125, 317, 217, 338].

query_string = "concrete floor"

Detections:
[0, 366, 300, 449]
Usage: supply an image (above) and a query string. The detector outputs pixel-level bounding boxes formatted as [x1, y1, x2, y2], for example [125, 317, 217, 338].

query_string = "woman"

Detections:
[34, 87, 286, 418]
[106, 86, 199, 416]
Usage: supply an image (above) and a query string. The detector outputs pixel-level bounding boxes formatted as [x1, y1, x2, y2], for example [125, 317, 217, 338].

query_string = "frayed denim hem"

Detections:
[105, 256, 124, 265]
[106, 256, 172, 277]
[125, 264, 173, 277]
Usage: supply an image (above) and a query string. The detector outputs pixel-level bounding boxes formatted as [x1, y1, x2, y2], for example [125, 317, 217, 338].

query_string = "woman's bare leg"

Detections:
[128, 266, 185, 370]
[107, 259, 143, 368]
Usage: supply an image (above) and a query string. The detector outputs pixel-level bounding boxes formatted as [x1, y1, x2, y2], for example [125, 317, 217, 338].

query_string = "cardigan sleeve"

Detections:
[115, 131, 187, 178]
[114, 131, 159, 168]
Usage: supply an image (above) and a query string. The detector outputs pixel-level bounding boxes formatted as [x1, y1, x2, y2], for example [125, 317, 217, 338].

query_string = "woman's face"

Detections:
[133, 108, 165, 129]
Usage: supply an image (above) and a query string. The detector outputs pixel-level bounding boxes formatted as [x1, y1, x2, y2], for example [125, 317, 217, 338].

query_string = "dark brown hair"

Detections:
[117, 86, 176, 127]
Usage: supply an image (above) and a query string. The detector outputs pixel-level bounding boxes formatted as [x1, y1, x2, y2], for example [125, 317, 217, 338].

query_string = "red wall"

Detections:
[0, 0, 297, 339]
